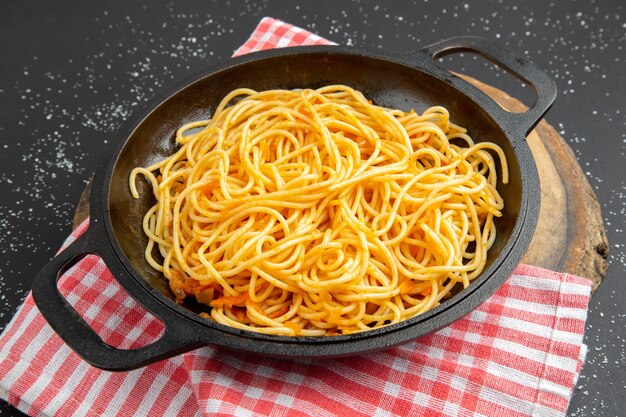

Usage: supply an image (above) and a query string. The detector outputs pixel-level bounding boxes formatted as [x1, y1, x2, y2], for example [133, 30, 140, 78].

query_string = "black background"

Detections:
[1, 1, 624, 416]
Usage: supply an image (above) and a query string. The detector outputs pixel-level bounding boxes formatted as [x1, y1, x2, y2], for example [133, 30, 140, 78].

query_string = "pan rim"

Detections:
[97, 45, 538, 350]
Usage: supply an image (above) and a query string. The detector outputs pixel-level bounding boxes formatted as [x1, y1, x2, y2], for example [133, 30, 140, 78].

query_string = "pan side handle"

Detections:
[31, 226, 204, 371]
[421, 36, 557, 137]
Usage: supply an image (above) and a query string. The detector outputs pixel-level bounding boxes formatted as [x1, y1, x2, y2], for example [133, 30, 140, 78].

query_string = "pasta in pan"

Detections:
[130, 85, 507, 336]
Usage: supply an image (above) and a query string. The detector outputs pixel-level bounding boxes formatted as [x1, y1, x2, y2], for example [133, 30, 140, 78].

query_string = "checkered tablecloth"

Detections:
[0, 18, 592, 417]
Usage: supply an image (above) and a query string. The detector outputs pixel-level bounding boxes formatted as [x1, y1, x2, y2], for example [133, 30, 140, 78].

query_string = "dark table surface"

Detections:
[1, 1, 624, 416]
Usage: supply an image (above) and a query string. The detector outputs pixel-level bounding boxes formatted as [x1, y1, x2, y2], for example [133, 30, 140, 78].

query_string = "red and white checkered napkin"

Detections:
[1, 18, 592, 417]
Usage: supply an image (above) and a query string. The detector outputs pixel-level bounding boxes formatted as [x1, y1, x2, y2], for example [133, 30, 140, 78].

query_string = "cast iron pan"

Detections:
[31, 36, 556, 371]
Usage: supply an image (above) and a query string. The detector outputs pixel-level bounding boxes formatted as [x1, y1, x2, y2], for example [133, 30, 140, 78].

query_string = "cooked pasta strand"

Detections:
[130, 85, 508, 336]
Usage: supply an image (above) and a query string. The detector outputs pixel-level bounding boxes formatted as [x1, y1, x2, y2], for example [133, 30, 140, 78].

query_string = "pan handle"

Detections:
[31, 226, 204, 371]
[421, 36, 557, 137]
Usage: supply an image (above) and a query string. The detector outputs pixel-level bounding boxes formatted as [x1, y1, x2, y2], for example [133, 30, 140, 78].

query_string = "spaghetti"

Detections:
[129, 85, 507, 336]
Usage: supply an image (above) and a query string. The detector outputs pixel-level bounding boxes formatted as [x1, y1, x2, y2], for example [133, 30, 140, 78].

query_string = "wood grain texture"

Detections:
[72, 76, 609, 291]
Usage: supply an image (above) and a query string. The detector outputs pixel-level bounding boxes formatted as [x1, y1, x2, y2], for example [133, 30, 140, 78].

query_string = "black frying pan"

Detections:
[31, 36, 556, 371]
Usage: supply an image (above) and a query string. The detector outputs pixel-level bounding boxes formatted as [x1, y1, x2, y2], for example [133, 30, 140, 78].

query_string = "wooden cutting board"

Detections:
[72, 76, 609, 291]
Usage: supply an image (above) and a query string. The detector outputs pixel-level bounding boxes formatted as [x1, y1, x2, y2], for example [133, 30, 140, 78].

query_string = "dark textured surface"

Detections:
[0, 1, 624, 415]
